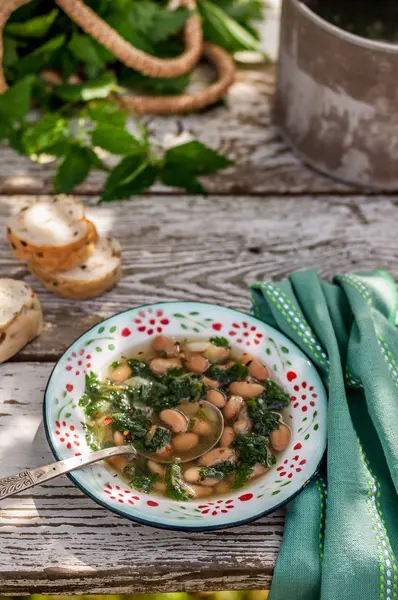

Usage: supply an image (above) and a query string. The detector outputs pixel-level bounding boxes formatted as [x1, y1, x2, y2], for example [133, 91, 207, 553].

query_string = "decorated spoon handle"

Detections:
[0, 445, 136, 501]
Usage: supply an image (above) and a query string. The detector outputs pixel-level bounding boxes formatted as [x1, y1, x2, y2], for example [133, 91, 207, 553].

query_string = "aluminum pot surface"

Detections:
[275, 0, 398, 189]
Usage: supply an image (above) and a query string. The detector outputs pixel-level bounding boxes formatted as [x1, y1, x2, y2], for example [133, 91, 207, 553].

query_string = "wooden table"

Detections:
[1, 58, 397, 596]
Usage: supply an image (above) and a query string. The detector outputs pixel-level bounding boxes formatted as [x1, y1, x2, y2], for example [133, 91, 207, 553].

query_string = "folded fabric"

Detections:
[251, 269, 398, 600]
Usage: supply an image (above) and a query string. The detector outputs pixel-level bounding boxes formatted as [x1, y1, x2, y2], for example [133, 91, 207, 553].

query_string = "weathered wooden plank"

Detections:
[1, 194, 397, 362]
[0, 363, 282, 594]
[0, 66, 355, 197]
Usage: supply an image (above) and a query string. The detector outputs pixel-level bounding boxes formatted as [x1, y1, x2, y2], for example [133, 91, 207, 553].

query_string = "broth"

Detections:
[79, 335, 292, 500]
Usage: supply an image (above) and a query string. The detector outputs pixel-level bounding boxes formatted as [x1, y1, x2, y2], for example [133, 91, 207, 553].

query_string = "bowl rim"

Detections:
[43, 300, 327, 532]
[294, 0, 398, 54]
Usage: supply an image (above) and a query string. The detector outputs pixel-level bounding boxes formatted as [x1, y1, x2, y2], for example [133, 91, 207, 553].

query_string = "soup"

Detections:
[79, 335, 292, 501]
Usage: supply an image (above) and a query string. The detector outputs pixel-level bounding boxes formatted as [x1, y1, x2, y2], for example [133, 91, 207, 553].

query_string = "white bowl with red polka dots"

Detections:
[43, 302, 327, 530]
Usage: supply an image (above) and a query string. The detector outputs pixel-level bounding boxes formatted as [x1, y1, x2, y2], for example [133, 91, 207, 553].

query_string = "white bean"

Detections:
[113, 430, 125, 446]
[147, 460, 166, 478]
[184, 466, 219, 487]
[111, 363, 132, 382]
[202, 376, 221, 389]
[185, 341, 210, 353]
[199, 447, 238, 467]
[150, 357, 182, 375]
[233, 417, 252, 434]
[248, 359, 269, 381]
[270, 424, 291, 451]
[183, 467, 203, 484]
[207, 388, 227, 408]
[160, 409, 188, 433]
[220, 426, 235, 447]
[153, 480, 167, 493]
[248, 463, 269, 480]
[192, 419, 212, 436]
[172, 432, 199, 452]
[190, 484, 213, 498]
[239, 352, 253, 365]
[229, 381, 264, 399]
[184, 354, 210, 374]
[215, 480, 231, 494]
[223, 395, 244, 420]
[204, 344, 230, 364]
[152, 335, 180, 357]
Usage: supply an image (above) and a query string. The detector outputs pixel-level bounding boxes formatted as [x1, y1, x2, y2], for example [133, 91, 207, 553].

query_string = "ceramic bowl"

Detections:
[43, 302, 327, 531]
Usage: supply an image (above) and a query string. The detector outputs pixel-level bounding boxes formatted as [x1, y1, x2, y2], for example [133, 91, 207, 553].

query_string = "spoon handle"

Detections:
[0, 445, 136, 501]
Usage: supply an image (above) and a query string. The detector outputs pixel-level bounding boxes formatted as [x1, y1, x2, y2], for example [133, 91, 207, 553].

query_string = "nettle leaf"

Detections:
[56, 72, 116, 102]
[22, 113, 69, 155]
[68, 33, 108, 68]
[14, 35, 66, 78]
[105, 12, 155, 53]
[161, 140, 231, 193]
[199, 0, 262, 53]
[91, 124, 138, 155]
[0, 76, 34, 121]
[5, 9, 59, 38]
[100, 153, 158, 202]
[129, 1, 190, 43]
[54, 144, 93, 193]
[88, 100, 127, 128]
[161, 168, 205, 194]
[165, 140, 231, 175]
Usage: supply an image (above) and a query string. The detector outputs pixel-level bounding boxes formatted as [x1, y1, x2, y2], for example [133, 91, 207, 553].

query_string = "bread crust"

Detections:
[7, 218, 98, 271]
[30, 237, 122, 300]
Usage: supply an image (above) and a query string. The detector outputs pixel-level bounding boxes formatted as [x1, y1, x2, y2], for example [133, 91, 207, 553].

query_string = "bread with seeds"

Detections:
[6, 196, 97, 271]
[30, 237, 122, 300]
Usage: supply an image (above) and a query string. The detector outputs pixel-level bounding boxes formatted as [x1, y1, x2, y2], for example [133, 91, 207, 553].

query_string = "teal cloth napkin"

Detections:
[251, 269, 398, 600]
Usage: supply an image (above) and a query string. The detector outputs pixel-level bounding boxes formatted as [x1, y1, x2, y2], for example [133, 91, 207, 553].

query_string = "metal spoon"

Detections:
[0, 401, 224, 501]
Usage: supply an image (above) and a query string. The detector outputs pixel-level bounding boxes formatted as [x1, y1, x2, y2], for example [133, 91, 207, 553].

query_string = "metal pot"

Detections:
[275, 0, 398, 189]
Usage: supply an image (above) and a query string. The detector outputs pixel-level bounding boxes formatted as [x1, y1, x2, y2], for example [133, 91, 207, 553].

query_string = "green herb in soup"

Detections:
[79, 335, 292, 500]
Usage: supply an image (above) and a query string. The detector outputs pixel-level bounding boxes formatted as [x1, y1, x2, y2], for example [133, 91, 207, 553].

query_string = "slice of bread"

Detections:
[0, 279, 43, 363]
[6, 196, 98, 271]
[30, 237, 122, 300]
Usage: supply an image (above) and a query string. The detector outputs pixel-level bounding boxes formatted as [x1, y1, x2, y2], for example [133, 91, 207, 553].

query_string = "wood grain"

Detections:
[0, 363, 283, 594]
[1, 194, 397, 361]
[0, 66, 355, 197]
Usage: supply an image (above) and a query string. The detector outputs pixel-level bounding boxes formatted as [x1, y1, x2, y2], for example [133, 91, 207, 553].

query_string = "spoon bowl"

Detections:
[139, 400, 224, 464]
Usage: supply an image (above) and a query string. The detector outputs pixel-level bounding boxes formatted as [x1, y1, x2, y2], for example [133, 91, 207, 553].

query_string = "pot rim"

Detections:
[291, 0, 398, 54]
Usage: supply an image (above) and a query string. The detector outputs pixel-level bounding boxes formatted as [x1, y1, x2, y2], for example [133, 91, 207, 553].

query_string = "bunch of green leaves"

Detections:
[0, 0, 263, 200]
[199, 461, 236, 480]
[111, 411, 151, 441]
[229, 433, 276, 488]
[247, 401, 283, 438]
[78, 372, 116, 417]
[143, 426, 172, 452]
[261, 380, 291, 410]
[233, 433, 275, 468]
[165, 463, 194, 501]
[209, 336, 231, 348]
[124, 464, 157, 493]
[126, 359, 152, 378]
[207, 362, 249, 385]
[198, 0, 263, 54]
[145, 371, 206, 412]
